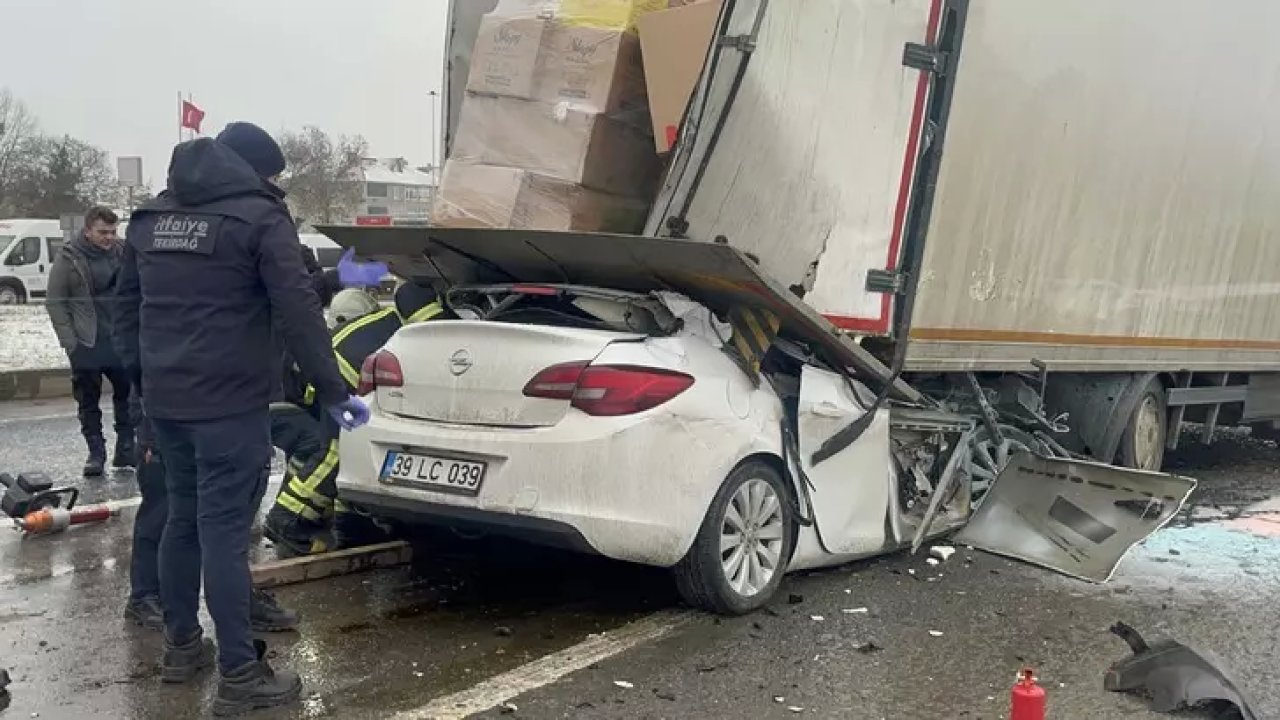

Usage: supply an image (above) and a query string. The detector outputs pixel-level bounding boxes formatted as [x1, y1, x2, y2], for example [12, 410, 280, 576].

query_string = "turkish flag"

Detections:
[181, 100, 205, 133]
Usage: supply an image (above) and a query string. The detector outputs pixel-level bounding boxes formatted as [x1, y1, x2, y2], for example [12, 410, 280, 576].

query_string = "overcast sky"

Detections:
[2, 0, 449, 190]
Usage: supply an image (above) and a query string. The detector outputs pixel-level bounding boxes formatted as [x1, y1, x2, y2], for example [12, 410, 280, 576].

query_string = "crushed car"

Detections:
[325, 226, 1196, 614]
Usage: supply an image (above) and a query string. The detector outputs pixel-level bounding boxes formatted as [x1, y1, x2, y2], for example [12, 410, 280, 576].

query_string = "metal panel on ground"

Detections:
[908, 0, 1280, 372]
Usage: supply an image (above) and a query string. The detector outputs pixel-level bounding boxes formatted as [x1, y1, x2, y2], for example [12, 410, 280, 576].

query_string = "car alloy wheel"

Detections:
[674, 459, 796, 615]
[720, 478, 785, 597]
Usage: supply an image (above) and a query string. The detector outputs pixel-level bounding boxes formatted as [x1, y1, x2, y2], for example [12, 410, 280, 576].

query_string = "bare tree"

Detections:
[5, 134, 115, 217]
[0, 88, 39, 214]
[277, 126, 368, 227]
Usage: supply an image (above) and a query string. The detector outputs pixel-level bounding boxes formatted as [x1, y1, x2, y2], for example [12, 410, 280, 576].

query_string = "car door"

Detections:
[955, 452, 1197, 582]
[793, 365, 895, 557]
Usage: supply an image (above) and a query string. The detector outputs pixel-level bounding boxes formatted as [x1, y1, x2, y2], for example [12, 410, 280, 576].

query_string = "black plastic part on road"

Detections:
[1104, 622, 1259, 719]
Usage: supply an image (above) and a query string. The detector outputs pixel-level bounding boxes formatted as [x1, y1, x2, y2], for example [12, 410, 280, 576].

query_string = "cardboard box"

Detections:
[452, 94, 659, 197]
[637, 1, 721, 152]
[535, 24, 647, 117]
[466, 14, 549, 99]
[433, 162, 649, 233]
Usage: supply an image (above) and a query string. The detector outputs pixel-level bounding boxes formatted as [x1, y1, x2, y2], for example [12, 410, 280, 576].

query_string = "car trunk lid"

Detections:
[378, 320, 642, 427]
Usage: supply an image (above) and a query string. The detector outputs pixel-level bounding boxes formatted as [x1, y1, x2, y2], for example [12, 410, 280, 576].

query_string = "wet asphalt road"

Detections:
[1, 396, 1278, 719]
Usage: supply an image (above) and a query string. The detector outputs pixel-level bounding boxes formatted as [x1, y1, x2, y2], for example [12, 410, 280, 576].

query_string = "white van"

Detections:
[0, 219, 63, 304]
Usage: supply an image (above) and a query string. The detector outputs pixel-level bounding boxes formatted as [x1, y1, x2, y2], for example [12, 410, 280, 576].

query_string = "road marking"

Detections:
[392, 610, 697, 720]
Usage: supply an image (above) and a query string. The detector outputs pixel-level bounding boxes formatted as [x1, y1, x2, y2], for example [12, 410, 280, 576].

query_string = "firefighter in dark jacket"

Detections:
[265, 282, 443, 556]
[114, 121, 369, 716]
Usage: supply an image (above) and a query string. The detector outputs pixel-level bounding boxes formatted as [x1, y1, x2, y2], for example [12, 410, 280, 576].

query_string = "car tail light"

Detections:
[523, 362, 694, 416]
[522, 361, 589, 400]
[357, 349, 404, 395]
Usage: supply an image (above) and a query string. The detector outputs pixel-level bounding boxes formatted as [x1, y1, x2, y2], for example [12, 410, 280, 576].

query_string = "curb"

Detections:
[0, 369, 74, 402]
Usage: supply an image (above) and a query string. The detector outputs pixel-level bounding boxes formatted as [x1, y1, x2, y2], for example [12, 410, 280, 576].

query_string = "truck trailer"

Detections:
[428, 0, 1280, 476]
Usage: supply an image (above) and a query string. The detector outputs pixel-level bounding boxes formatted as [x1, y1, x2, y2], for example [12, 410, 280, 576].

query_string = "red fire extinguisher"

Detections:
[1010, 668, 1046, 720]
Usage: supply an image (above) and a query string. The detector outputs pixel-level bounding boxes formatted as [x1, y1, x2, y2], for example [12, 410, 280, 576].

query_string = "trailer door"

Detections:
[647, 0, 951, 336]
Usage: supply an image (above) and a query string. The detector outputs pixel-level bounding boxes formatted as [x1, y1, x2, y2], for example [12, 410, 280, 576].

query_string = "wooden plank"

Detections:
[251, 540, 412, 588]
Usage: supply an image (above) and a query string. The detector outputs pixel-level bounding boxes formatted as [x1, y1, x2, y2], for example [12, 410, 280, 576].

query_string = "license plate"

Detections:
[380, 451, 486, 496]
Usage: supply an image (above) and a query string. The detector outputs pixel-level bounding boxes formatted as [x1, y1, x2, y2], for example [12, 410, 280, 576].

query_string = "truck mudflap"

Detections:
[954, 453, 1196, 583]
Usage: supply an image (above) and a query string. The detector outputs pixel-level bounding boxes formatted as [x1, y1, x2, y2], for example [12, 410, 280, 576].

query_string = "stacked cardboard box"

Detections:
[434, 0, 663, 233]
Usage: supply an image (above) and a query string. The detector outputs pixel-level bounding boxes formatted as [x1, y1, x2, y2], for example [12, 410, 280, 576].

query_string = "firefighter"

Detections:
[264, 282, 443, 556]
[114, 122, 367, 714]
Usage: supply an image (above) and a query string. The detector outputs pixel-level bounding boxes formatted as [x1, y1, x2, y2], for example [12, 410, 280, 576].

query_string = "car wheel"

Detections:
[673, 460, 795, 615]
[1118, 379, 1167, 471]
[0, 282, 23, 305]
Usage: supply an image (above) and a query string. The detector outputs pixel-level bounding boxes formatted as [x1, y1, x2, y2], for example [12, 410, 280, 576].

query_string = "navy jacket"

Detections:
[114, 139, 348, 421]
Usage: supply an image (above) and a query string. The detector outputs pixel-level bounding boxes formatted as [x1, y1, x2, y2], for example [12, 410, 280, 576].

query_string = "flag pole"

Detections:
[177, 91, 183, 143]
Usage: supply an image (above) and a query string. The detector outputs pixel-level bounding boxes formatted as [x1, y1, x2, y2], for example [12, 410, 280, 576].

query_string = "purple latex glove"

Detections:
[337, 248, 389, 288]
[328, 395, 371, 431]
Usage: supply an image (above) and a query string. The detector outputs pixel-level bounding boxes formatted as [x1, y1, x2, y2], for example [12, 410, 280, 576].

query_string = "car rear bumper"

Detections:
[337, 404, 773, 567]
[341, 487, 599, 554]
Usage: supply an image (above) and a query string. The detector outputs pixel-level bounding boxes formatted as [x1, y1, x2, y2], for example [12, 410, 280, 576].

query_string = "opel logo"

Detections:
[448, 349, 473, 376]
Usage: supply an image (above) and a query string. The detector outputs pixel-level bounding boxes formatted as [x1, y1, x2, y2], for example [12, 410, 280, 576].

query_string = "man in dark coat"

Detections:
[46, 206, 137, 476]
[115, 122, 368, 716]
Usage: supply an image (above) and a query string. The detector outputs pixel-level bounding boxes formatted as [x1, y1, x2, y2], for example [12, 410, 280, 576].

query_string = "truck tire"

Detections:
[1118, 378, 1167, 471]
[674, 460, 796, 615]
[0, 281, 24, 305]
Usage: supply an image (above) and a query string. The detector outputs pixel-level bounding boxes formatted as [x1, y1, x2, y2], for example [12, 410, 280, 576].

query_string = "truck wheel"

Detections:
[1118, 379, 1167, 471]
[674, 460, 795, 615]
[0, 281, 24, 305]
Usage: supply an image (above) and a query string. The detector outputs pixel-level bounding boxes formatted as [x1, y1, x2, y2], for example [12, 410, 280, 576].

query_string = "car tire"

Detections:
[0, 281, 24, 305]
[1118, 378, 1167, 471]
[673, 459, 796, 615]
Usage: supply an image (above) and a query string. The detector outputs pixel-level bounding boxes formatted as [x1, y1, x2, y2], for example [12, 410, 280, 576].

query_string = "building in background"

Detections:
[358, 158, 435, 225]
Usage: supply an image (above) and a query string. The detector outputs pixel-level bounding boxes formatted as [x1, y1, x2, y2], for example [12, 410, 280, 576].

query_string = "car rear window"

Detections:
[447, 285, 677, 335]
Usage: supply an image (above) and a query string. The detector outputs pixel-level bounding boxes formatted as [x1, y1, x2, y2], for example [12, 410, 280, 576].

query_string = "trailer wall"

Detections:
[908, 0, 1280, 372]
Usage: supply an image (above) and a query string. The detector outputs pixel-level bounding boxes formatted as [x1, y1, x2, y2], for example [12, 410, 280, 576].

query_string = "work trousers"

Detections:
[69, 346, 136, 445]
[129, 454, 167, 602]
[269, 404, 339, 528]
[129, 444, 271, 605]
[152, 409, 271, 674]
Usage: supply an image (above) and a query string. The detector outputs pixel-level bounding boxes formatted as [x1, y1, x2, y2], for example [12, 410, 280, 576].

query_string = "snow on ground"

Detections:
[0, 305, 66, 372]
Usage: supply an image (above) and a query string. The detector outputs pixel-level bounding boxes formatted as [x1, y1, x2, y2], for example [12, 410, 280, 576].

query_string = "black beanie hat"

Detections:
[216, 122, 286, 178]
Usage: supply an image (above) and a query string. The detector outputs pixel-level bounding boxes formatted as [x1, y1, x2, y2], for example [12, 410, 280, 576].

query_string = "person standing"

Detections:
[46, 206, 137, 476]
[115, 122, 366, 716]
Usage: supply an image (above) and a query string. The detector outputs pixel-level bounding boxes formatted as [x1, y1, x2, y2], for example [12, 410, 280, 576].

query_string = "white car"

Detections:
[333, 227, 1196, 614]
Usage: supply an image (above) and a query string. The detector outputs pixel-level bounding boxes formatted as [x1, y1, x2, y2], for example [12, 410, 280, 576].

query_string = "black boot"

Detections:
[124, 595, 164, 630]
[112, 433, 137, 469]
[250, 589, 299, 632]
[83, 436, 106, 477]
[332, 507, 393, 550]
[263, 506, 323, 559]
[161, 631, 215, 684]
[213, 639, 302, 716]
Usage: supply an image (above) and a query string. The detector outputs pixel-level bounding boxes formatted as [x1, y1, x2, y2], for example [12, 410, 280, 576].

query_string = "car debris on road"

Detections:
[1104, 622, 1259, 719]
